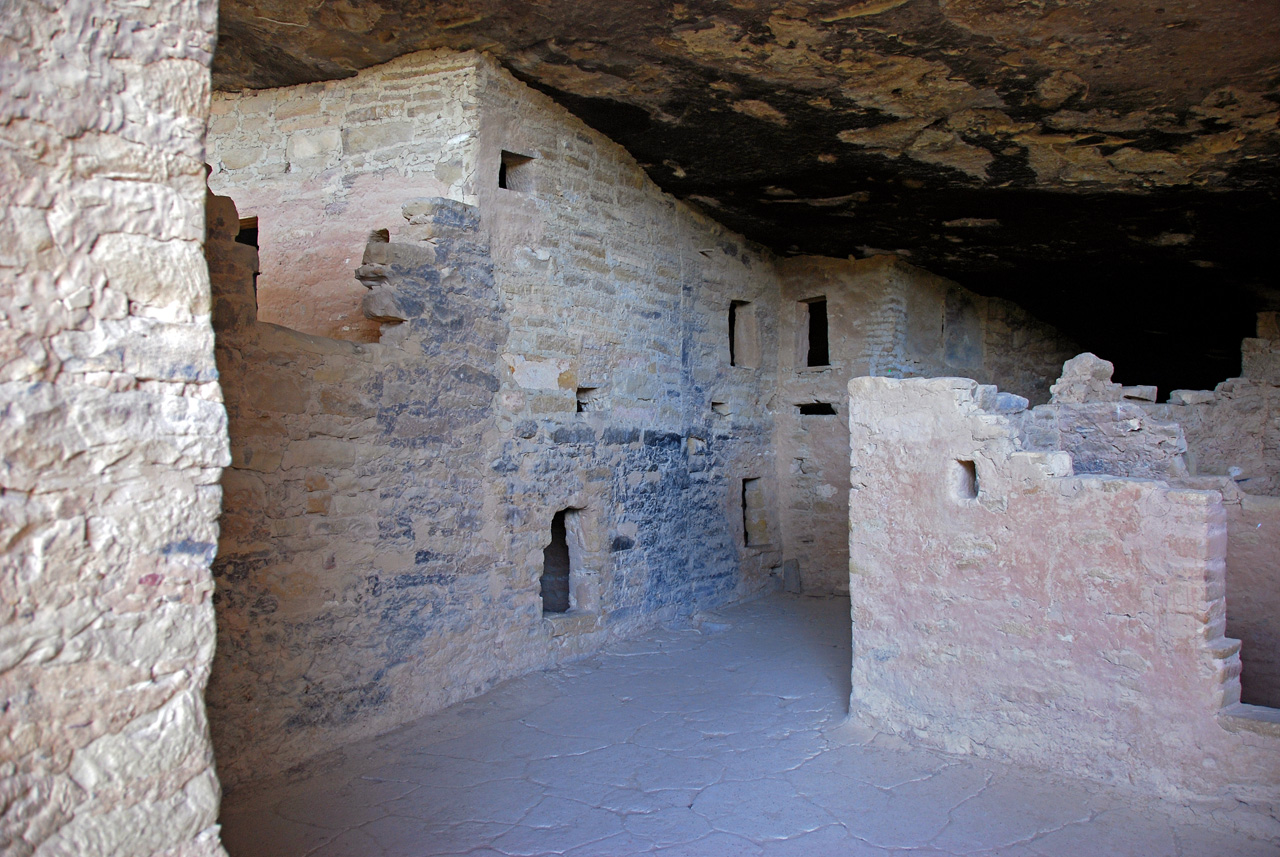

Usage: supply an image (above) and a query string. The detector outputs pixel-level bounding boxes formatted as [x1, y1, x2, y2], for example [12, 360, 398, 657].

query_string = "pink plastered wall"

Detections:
[847, 376, 1280, 830]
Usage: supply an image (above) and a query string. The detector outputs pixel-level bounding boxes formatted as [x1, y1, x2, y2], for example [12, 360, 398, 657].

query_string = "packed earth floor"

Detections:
[218, 595, 1280, 856]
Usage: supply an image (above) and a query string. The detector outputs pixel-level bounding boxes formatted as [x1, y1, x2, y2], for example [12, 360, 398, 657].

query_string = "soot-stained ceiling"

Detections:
[212, 0, 1280, 395]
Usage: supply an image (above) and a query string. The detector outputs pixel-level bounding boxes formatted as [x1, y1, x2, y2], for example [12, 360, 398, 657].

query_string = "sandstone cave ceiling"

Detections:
[212, 0, 1280, 394]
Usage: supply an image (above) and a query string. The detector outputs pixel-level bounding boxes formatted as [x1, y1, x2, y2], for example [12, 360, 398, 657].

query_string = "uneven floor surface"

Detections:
[219, 595, 1279, 856]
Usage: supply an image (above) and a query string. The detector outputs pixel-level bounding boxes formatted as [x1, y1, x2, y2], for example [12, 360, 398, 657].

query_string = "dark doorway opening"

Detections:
[541, 510, 572, 613]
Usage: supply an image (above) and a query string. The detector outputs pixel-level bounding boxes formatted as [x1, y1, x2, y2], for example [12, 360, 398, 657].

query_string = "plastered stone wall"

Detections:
[847, 375, 1280, 833]
[207, 52, 783, 790]
[208, 51, 481, 342]
[1016, 351, 1280, 707]
[1204, 480, 1280, 709]
[0, 1, 228, 854]
[773, 254, 1077, 594]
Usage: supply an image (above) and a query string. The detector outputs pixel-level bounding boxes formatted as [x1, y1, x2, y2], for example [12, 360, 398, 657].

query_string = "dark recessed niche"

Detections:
[541, 509, 572, 614]
[711, 401, 730, 416]
[576, 386, 604, 412]
[500, 150, 535, 192]
[797, 402, 837, 415]
[235, 216, 258, 248]
[953, 459, 979, 500]
[804, 298, 830, 367]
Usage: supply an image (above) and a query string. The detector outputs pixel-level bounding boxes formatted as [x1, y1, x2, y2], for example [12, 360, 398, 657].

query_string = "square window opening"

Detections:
[798, 402, 837, 415]
[500, 150, 536, 192]
[235, 216, 259, 249]
[576, 386, 605, 413]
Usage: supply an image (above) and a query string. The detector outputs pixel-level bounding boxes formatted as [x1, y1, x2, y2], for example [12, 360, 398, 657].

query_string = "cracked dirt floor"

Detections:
[218, 594, 1279, 856]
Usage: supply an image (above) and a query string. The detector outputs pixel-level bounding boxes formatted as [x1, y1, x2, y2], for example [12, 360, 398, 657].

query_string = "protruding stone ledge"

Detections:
[1218, 702, 1280, 738]
[544, 611, 600, 637]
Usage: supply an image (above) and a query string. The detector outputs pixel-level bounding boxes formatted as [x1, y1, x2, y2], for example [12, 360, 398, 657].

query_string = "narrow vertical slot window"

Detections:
[541, 510, 571, 613]
[805, 298, 829, 367]
[729, 300, 760, 368]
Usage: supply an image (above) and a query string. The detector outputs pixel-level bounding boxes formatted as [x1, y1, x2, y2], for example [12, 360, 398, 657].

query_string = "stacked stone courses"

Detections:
[1, 0, 229, 853]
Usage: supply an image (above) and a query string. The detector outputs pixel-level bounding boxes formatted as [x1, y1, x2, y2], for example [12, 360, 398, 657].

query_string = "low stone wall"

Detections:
[1143, 333, 1280, 497]
[1205, 479, 1280, 708]
[1022, 352, 1280, 709]
[847, 375, 1280, 832]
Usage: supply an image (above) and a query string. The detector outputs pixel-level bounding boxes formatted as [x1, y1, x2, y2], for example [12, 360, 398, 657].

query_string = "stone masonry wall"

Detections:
[1128, 323, 1280, 710]
[773, 254, 1077, 595]
[1018, 353, 1191, 482]
[847, 376, 1280, 834]
[207, 52, 783, 790]
[1199, 480, 1280, 709]
[0, 1, 229, 855]
[1141, 318, 1280, 497]
[208, 193, 516, 791]
[208, 51, 481, 342]
[474, 57, 783, 629]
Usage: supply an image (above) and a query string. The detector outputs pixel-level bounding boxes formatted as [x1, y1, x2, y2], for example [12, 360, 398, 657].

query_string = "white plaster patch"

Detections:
[503, 353, 570, 390]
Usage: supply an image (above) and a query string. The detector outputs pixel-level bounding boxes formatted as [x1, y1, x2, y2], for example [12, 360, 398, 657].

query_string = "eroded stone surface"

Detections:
[219, 595, 1280, 856]
[0, 0, 228, 854]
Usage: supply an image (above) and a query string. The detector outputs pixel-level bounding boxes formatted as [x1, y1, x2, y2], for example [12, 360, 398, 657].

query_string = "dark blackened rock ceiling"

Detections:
[213, 0, 1280, 392]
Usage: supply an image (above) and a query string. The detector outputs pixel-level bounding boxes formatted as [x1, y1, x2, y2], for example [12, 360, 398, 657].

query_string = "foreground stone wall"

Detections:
[207, 52, 783, 790]
[208, 51, 481, 342]
[847, 376, 1280, 832]
[1016, 351, 1280, 707]
[0, 1, 228, 854]
[773, 255, 1077, 594]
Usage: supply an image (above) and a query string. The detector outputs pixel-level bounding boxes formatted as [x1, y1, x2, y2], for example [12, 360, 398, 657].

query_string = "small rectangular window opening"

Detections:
[804, 298, 830, 367]
[541, 510, 572, 614]
[235, 216, 260, 309]
[576, 387, 605, 413]
[500, 150, 535, 192]
[742, 477, 769, 546]
[798, 402, 837, 415]
[953, 459, 979, 500]
[235, 216, 259, 249]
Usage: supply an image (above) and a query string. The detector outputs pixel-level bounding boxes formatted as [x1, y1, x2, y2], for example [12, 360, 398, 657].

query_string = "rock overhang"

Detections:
[210, 0, 1280, 394]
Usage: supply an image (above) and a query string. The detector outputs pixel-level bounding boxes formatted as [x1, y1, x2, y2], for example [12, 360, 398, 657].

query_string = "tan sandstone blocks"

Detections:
[1, 0, 228, 854]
